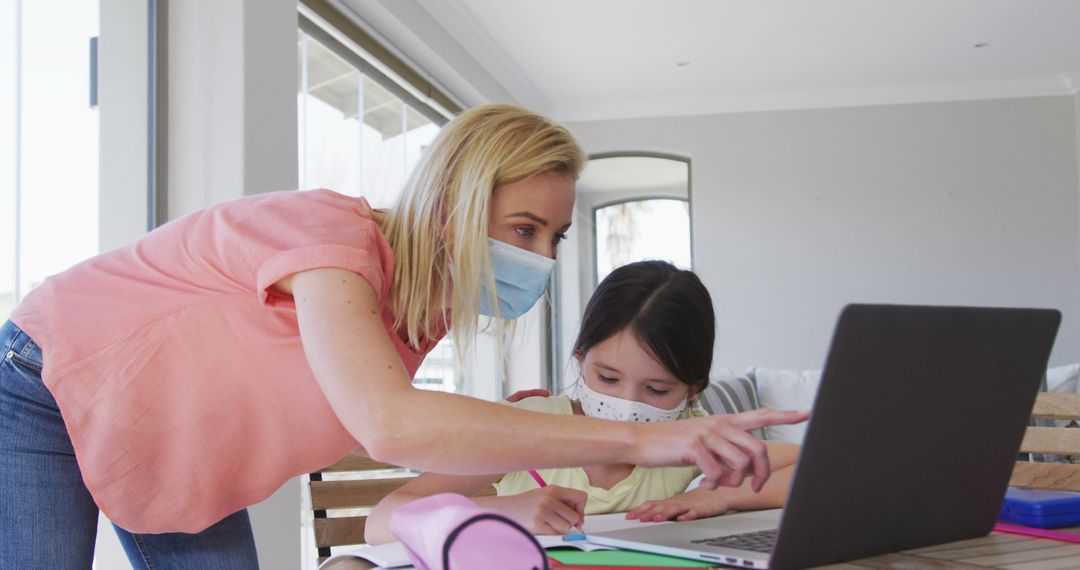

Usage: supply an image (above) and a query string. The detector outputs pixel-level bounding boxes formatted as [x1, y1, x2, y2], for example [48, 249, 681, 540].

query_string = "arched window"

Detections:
[582, 154, 692, 284]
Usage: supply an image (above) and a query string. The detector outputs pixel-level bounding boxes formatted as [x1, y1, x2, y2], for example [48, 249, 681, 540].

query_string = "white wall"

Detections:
[98, 0, 149, 252]
[168, 0, 299, 217]
[1075, 93, 1080, 264]
[567, 96, 1080, 371]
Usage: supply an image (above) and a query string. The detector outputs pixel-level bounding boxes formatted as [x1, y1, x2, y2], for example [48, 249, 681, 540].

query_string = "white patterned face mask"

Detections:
[575, 380, 688, 423]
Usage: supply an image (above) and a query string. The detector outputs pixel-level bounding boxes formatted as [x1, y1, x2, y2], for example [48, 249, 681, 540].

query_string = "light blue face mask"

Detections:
[479, 238, 556, 319]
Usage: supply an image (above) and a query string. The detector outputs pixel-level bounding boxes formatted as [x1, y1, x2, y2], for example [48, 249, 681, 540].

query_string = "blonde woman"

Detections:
[0, 104, 806, 569]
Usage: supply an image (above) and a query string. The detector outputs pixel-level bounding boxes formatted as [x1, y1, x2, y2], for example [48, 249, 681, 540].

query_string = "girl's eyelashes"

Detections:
[594, 374, 672, 395]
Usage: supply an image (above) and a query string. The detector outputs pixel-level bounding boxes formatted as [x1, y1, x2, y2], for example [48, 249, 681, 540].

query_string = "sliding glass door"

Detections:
[2, 0, 101, 319]
[1, 0, 155, 326]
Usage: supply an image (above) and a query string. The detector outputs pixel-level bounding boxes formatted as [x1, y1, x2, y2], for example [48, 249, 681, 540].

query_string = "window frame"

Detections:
[298, 1, 458, 126]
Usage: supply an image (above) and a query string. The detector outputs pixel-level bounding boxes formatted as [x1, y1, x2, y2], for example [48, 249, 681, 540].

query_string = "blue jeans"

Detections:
[0, 320, 260, 569]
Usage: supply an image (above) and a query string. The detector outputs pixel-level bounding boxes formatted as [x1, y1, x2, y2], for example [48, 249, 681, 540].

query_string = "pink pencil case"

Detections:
[389, 492, 551, 570]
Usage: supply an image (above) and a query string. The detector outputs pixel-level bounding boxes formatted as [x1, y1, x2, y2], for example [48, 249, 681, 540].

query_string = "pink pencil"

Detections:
[528, 469, 548, 488]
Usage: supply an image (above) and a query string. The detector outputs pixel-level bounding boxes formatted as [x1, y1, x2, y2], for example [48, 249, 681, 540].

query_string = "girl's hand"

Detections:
[634, 408, 809, 493]
[499, 485, 588, 535]
[626, 488, 731, 522]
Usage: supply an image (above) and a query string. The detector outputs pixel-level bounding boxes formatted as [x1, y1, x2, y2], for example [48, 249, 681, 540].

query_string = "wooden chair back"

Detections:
[1012, 392, 1080, 491]
[309, 454, 495, 565]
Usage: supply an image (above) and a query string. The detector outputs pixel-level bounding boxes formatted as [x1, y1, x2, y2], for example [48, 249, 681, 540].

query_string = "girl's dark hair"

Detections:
[572, 260, 715, 392]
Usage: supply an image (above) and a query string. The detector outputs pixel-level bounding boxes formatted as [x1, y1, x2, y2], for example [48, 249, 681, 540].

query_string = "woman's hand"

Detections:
[634, 408, 809, 493]
[497, 485, 588, 535]
[626, 488, 730, 523]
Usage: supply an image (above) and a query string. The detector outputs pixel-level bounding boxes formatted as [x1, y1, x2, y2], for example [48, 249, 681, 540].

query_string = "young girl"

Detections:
[1, 105, 804, 568]
[365, 260, 800, 544]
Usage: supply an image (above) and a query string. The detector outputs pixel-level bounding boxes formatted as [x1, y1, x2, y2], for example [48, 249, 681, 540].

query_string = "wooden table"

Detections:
[321, 528, 1080, 569]
[818, 527, 1080, 569]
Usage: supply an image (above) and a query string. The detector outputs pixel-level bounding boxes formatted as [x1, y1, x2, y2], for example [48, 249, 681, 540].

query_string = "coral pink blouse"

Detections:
[11, 189, 443, 533]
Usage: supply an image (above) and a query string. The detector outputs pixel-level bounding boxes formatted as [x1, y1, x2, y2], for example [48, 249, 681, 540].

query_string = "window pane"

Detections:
[359, 77, 404, 207]
[14, 0, 100, 313]
[0, 0, 15, 319]
[298, 32, 443, 209]
[595, 199, 692, 283]
[404, 106, 439, 176]
[412, 338, 459, 393]
[299, 32, 361, 196]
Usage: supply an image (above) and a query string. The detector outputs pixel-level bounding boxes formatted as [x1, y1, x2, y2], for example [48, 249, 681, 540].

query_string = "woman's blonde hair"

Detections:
[379, 104, 586, 353]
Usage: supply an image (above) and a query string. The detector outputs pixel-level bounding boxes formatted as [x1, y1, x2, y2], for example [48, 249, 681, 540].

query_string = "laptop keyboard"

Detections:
[691, 528, 778, 553]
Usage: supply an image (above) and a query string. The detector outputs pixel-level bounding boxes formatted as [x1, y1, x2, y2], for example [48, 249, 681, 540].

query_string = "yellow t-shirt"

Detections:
[495, 395, 706, 515]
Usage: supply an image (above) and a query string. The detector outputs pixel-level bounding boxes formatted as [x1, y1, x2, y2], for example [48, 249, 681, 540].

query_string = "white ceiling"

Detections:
[416, 0, 1080, 122]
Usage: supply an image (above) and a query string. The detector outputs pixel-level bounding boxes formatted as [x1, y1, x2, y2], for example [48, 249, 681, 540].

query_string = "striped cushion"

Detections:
[698, 376, 766, 440]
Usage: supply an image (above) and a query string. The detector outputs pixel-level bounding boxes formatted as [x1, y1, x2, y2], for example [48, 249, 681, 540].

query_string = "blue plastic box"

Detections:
[1000, 487, 1080, 528]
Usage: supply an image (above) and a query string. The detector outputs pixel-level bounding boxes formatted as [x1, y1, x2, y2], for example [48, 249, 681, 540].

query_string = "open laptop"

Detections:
[586, 304, 1061, 569]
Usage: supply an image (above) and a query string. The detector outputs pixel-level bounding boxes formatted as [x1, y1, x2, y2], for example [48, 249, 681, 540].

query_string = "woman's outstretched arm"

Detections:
[285, 268, 808, 490]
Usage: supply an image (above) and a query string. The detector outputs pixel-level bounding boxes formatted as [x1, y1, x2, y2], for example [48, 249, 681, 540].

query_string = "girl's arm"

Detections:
[365, 472, 587, 544]
[285, 268, 807, 489]
[626, 443, 801, 522]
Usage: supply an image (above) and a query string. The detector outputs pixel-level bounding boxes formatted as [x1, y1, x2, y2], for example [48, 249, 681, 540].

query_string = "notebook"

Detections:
[585, 304, 1061, 569]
